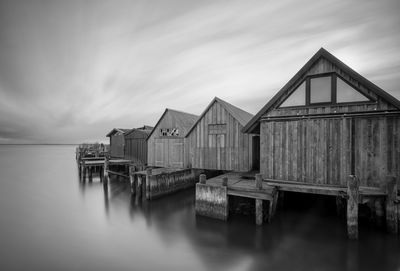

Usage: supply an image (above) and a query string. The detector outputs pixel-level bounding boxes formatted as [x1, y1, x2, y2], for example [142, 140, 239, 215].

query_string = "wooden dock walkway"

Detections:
[196, 172, 399, 239]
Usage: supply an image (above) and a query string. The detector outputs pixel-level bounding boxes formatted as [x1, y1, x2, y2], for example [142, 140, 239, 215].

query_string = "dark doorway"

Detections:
[252, 135, 260, 170]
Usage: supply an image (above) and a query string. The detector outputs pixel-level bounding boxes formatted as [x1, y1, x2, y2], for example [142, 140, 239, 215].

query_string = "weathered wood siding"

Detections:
[148, 110, 195, 168]
[186, 101, 253, 171]
[259, 56, 400, 188]
[260, 116, 400, 188]
[125, 131, 148, 165]
[267, 58, 397, 115]
[110, 133, 125, 158]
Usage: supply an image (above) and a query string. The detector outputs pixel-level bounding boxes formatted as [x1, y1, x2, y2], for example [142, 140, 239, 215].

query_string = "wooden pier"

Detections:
[130, 167, 204, 200]
[195, 172, 399, 239]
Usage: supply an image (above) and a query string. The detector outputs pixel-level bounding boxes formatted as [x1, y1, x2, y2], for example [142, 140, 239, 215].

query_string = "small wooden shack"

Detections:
[147, 109, 198, 168]
[106, 128, 131, 158]
[124, 125, 153, 166]
[185, 97, 256, 171]
[243, 48, 400, 190]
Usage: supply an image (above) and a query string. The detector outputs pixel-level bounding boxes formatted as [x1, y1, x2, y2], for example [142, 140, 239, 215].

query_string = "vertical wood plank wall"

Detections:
[147, 111, 190, 168]
[125, 131, 148, 165]
[186, 101, 253, 171]
[260, 117, 399, 187]
[110, 134, 125, 158]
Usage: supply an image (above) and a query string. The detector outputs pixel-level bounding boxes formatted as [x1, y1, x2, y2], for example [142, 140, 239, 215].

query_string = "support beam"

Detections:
[385, 176, 398, 234]
[255, 174, 262, 190]
[199, 174, 206, 184]
[347, 175, 359, 240]
[255, 199, 263, 225]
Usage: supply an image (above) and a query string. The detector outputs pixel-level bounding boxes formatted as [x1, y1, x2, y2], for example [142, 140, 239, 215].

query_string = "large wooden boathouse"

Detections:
[185, 97, 256, 171]
[196, 48, 400, 239]
[147, 108, 198, 168]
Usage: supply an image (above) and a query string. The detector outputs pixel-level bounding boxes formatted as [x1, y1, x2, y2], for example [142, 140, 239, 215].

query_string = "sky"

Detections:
[0, 0, 399, 144]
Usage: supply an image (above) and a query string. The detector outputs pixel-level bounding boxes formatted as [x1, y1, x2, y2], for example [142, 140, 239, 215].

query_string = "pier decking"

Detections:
[195, 172, 399, 239]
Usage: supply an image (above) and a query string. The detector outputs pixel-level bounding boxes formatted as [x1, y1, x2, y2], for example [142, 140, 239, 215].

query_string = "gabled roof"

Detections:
[243, 47, 400, 133]
[106, 128, 131, 137]
[146, 108, 198, 139]
[124, 126, 153, 137]
[185, 97, 254, 137]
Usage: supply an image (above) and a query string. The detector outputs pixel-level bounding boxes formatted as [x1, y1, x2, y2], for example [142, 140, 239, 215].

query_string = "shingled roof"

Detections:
[106, 128, 131, 137]
[146, 108, 198, 139]
[185, 97, 253, 137]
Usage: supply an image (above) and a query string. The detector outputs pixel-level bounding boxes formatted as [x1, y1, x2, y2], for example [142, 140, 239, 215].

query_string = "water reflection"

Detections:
[2, 146, 397, 271]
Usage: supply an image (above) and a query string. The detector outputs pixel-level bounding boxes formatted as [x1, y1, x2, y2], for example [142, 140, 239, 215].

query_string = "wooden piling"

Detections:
[199, 174, 206, 184]
[255, 174, 262, 190]
[255, 199, 263, 225]
[268, 190, 278, 223]
[99, 166, 103, 182]
[136, 176, 143, 200]
[347, 175, 359, 240]
[374, 198, 384, 228]
[89, 166, 93, 182]
[146, 168, 152, 200]
[385, 176, 398, 234]
[222, 177, 228, 187]
[103, 158, 109, 188]
[129, 165, 135, 194]
[80, 161, 86, 182]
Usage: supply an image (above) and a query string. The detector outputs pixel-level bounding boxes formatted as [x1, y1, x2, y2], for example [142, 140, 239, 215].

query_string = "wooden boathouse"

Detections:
[185, 97, 256, 171]
[147, 108, 198, 168]
[196, 48, 400, 239]
[241, 48, 400, 238]
[106, 128, 131, 158]
[124, 125, 153, 167]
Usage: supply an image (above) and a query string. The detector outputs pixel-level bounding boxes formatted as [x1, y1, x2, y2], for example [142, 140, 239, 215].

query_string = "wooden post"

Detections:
[268, 190, 279, 223]
[129, 165, 135, 194]
[222, 177, 228, 187]
[374, 197, 384, 228]
[88, 166, 93, 182]
[199, 174, 206, 184]
[99, 165, 103, 182]
[80, 161, 85, 182]
[255, 174, 262, 190]
[103, 158, 109, 188]
[136, 176, 142, 200]
[255, 199, 263, 225]
[347, 175, 359, 240]
[146, 168, 152, 200]
[385, 176, 398, 234]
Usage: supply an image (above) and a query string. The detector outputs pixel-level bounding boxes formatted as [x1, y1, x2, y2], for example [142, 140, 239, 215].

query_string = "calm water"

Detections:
[0, 145, 399, 271]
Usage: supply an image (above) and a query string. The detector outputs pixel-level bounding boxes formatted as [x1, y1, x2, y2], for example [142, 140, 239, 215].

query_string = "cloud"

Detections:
[0, 0, 399, 143]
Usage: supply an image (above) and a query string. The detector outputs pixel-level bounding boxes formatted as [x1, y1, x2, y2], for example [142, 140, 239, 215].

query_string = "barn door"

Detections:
[169, 139, 184, 168]
[155, 139, 164, 167]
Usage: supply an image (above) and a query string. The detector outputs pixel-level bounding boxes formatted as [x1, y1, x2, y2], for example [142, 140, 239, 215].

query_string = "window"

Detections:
[278, 74, 372, 108]
[310, 76, 331, 103]
[160, 128, 179, 136]
[280, 82, 306, 107]
[336, 77, 369, 103]
[209, 124, 227, 134]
